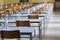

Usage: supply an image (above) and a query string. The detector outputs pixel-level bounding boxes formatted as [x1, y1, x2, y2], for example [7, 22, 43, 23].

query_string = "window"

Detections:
[20, 0, 28, 2]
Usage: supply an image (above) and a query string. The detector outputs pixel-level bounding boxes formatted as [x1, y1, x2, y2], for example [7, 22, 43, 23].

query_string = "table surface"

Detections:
[0, 27, 35, 33]
[10, 13, 46, 17]
[0, 19, 42, 23]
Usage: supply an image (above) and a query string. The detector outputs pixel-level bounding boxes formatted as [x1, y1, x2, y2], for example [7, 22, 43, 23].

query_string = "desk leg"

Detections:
[30, 34, 32, 40]
[39, 22, 42, 40]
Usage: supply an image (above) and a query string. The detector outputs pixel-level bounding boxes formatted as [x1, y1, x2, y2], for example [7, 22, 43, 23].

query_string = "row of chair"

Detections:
[0, 2, 47, 18]
[0, 3, 38, 17]
[4, 3, 48, 20]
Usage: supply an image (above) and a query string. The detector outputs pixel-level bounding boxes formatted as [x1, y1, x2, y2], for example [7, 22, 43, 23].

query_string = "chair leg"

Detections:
[34, 30, 36, 40]
[17, 38, 20, 40]
[30, 34, 32, 40]
[2, 38, 3, 40]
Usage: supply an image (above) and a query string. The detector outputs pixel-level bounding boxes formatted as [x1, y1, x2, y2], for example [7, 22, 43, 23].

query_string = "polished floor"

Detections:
[42, 9, 60, 40]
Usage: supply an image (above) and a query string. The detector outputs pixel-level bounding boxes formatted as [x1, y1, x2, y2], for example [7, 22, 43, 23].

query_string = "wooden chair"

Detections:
[0, 9, 5, 19]
[16, 20, 30, 27]
[28, 15, 39, 19]
[18, 5, 22, 10]
[26, 4, 30, 8]
[12, 3, 19, 13]
[4, 4, 13, 14]
[0, 9, 5, 27]
[16, 20, 33, 40]
[1, 30, 20, 40]
[0, 10, 5, 14]
[29, 3, 36, 7]
[13, 6, 18, 12]
[5, 8, 13, 14]
[22, 4, 26, 9]
[33, 10, 41, 14]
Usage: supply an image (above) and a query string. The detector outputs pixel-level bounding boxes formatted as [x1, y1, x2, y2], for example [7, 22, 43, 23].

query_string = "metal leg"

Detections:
[34, 30, 36, 40]
[2, 38, 3, 40]
[17, 38, 20, 40]
[30, 34, 32, 40]
[0, 23, 1, 26]
[39, 21, 42, 40]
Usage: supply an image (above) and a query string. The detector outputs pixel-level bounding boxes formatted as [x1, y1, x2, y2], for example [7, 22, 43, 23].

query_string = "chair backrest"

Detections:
[18, 6, 22, 10]
[33, 10, 41, 14]
[0, 9, 5, 14]
[28, 15, 39, 19]
[1, 30, 20, 38]
[16, 20, 30, 27]
[5, 8, 13, 14]
[13, 6, 18, 12]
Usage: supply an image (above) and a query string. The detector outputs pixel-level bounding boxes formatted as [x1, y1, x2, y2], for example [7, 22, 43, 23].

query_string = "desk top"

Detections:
[0, 19, 42, 23]
[10, 13, 46, 17]
[0, 27, 35, 33]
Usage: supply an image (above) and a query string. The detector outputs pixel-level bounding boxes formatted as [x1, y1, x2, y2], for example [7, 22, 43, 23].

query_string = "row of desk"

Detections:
[0, 2, 53, 40]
